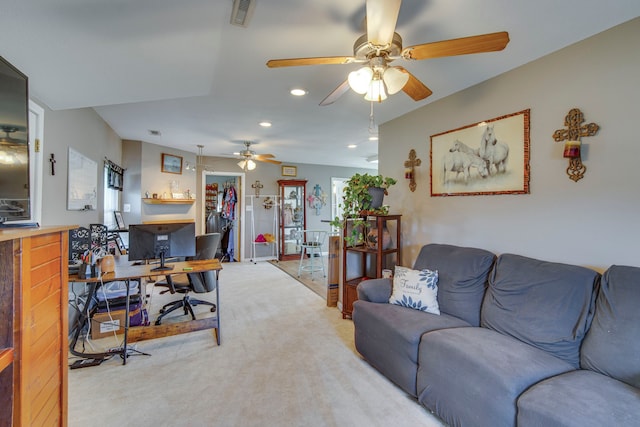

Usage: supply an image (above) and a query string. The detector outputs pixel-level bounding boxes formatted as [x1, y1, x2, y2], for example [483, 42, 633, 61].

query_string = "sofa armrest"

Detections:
[357, 278, 392, 303]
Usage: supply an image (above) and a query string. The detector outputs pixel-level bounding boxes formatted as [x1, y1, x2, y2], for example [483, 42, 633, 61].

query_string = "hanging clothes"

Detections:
[222, 184, 237, 220]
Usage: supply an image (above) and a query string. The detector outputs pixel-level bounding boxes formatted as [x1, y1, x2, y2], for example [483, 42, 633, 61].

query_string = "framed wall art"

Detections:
[161, 153, 183, 174]
[281, 165, 297, 177]
[430, 109, 530, 197]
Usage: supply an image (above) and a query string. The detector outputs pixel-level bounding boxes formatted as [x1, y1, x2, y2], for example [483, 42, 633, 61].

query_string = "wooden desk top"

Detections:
[69, 256, 222, 282]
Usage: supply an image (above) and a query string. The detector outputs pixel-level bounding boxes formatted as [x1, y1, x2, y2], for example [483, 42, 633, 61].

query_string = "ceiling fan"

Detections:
[235, 141, 281, 171]
[266, 0, 509, 105]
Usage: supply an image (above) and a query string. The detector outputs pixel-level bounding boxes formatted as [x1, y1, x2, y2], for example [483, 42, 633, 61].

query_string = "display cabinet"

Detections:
[342, 214, 401, 319]
[278, 179, 307, 261]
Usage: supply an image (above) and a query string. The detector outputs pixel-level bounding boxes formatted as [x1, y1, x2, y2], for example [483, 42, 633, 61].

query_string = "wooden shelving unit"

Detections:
[142, 198, 195, 205]
[342, 214, 401, 319]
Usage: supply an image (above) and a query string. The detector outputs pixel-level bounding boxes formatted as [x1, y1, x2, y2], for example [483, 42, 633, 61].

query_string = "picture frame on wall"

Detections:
[281, 165, 297, 177]
[430, 109, 530, 197]
[161, 153, 183, 174]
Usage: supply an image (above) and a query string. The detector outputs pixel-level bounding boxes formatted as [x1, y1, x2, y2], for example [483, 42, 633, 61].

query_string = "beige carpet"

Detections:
[68, 262, 445, 427]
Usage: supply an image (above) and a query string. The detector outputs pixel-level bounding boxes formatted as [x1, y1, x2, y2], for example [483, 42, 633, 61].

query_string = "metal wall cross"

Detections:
[404, 149, 421, 192]
[552, 108, 600, 182]
[252, 180, 264, 197]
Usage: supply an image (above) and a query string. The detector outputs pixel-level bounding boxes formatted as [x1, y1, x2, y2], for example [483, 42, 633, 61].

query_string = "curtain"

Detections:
[105, 159, 124, 191]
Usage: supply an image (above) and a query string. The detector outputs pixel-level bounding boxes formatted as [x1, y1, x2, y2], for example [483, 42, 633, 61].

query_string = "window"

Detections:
[103, 166, 120, 229]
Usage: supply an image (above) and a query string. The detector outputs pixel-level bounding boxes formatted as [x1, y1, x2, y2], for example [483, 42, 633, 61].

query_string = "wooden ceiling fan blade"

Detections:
[257, 158, 282, 165]
[266, 56, 355, 68]
[319, 80, 350, 106]
[254, 154, 275, 160]
[403, 31, 510, 60]
[366, 0, 402, 46]
[397, 67, 432, 101]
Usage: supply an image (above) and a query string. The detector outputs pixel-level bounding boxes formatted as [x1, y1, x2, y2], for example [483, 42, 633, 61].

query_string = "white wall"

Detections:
[380, 18, 640, 272]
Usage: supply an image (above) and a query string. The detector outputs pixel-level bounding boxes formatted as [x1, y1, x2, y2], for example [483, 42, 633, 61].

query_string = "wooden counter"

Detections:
[0, 225, 74, 427]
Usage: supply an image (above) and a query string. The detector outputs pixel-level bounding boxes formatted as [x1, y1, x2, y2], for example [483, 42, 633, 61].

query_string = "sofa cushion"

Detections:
[388, 266, 440, 314]
[481, 253, 599, 368]
[352, 300, 470, 397]
[517, 370, 640, 427]
[412, 243, 495, 326]
[417, 327, 575, 427]
[581, 265, 640, 388]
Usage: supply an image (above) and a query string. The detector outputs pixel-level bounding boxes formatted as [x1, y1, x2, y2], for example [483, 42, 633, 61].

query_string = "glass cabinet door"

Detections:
[278, 179, 306, 260]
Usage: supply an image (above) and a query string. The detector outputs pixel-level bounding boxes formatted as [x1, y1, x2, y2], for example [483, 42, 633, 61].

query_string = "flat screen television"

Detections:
[127, 222, 196, 271]
[0, 56, 30, 224]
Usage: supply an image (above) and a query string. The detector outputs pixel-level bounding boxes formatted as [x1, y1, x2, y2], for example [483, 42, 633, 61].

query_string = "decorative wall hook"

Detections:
[404, 149, 421, 192]
[553, 108, 600, 182]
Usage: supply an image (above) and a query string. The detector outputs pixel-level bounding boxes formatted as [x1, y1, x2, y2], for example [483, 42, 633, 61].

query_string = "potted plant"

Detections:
[330, 173, 397, 247]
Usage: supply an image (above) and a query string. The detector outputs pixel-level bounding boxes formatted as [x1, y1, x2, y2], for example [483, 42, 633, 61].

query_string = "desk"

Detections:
[69, 256, 222, 364]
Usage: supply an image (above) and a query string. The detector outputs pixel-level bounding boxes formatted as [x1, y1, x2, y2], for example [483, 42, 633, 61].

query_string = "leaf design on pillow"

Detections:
[419, 269, 438, 290]
[397, 295, 431, 312]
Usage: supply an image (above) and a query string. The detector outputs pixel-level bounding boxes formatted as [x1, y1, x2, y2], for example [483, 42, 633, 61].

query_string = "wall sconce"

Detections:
[553, 108, 600, 182]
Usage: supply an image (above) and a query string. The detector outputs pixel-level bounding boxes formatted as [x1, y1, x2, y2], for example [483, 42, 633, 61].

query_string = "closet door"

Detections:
[277, 180, 306, 260]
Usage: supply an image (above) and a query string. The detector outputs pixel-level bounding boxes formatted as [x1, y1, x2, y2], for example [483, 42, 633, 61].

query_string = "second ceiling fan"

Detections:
[236, 141, 281, 171]
[266, 0, 510, 105]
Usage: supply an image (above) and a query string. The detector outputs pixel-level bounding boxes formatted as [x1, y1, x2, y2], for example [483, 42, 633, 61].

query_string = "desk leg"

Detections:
[215, 270, 220, 345]
[69, 282, 99, 358]
[122, 279, 130, 365]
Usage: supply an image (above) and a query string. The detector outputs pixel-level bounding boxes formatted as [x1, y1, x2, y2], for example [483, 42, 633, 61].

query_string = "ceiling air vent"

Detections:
[230, 0, 256, 28]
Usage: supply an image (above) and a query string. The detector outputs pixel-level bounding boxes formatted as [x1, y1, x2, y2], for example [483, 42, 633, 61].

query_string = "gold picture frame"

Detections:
[281, 165, 297, 177]
[161, 153, 183, 174]
[430, 109, 530, 197]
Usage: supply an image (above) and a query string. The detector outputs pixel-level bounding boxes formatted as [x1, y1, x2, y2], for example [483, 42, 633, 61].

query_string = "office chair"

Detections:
[297, 230, 327, 280]
[155, 233, 221, 325]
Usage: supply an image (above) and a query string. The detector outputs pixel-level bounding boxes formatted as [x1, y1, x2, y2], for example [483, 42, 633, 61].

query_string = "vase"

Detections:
[367, 187, 385, 209]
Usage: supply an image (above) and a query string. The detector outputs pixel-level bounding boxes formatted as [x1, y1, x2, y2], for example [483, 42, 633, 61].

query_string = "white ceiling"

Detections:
[2, 0, 639, 169]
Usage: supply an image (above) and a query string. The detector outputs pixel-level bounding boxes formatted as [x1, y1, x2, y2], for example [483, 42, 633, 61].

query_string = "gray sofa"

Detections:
[352, 243, 640, 427]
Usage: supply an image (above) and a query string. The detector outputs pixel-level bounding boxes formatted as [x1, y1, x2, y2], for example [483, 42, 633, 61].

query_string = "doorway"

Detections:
[201, 171, 245, 262]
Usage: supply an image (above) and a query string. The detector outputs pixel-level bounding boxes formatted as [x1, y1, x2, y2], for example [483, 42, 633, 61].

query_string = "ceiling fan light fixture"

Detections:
[364, 79, 387, 102]
[348, 67, 374, 94]
[237, 159, 257, 171]
[383, 67, 409, 94]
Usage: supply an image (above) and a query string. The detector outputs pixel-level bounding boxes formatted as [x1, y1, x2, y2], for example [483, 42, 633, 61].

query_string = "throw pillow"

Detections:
[389, 266, 440, 314]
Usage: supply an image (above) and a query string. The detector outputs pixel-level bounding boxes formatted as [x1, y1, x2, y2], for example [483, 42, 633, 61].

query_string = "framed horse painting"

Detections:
[430, 109, 530, 197]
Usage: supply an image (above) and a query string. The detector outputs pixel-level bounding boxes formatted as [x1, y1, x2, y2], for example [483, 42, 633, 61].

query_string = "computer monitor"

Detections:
[127, 222, 196, 271]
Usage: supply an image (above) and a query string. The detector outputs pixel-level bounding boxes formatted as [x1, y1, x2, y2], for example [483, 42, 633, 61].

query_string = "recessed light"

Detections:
[290, 88, 307, 96]
[369, 135, 379, 141]
[348, 144, 357, 149]
[259, 121, 272, 127]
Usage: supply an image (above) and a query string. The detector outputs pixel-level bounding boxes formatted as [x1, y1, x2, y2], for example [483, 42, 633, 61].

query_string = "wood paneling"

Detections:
[0, 227, 71, 427]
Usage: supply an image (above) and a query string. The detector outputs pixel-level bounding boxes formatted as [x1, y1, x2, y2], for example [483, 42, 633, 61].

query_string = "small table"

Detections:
[69, 256, 222, 364]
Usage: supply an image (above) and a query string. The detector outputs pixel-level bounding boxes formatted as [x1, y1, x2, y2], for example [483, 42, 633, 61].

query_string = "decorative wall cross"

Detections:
[49, 153, 56, 175]
[553, 108, 600, 182]
[252, 180, 263, 197]
[404, 149, 421, 192]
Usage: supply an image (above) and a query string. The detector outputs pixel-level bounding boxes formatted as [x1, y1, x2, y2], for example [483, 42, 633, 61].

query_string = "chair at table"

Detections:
[297, 230, 327, 280]
[155, 233, 221, 326]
